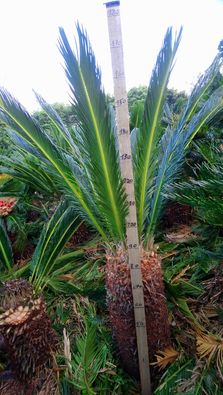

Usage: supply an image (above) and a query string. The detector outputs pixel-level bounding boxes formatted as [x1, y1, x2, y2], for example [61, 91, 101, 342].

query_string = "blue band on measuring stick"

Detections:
[105, 1, 120, 8]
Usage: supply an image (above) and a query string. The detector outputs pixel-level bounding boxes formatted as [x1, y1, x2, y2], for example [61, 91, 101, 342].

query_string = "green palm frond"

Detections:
[31, 201, 82, 290]
[34, 92, 77, 153]
[0, 177, 25, 198]
[0, 89, 107, 238]
[178, 53, 222, 130]
[167, 137, 223, 226]
[171, 183, 223, 226]
[154, 359, 193, 395]
[10, 129, 46, 160]
[143, 85, 223, 244]
[0, 154, 56, 195]
[185, 86, 223, 148]
[1, 23, 223, 248]
[59, 23, 127, 241]
[46, 259, 99, 295]
[0, 218, 13, 271]
[155, 359, 222, 395]
[169, 163, 223, 227]
[7, 213, 28, 253]
[130, 101, 144, 130]
[70, 321, 108, 394]
[134, 27, 182, 238]
[193, 140, 222, 166]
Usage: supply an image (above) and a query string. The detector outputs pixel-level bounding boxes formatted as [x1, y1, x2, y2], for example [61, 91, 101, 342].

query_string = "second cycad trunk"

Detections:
[106, 247, 171, 377]
[0, 279, 58, 395]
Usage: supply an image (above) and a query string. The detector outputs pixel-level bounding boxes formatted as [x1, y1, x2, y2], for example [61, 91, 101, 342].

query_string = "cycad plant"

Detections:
[169, 141, 223, 227]
[0, 23, 223, 378]
[0, 278, 58, 395]
[0, 202, 86, 394]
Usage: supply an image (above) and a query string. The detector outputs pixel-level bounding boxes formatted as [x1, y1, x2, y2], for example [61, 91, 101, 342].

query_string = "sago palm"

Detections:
[0, 278, 58, 395]
[0, 202, 85, 394]
[0, 23, 223, 377]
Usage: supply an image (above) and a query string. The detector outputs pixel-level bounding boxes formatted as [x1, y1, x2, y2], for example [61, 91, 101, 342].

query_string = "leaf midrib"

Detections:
[0, 104, 107, 240]
[145, 102, 223, 242]
[78, 67, 123, 239]
[39, 216, 79, 289]
[138, 56, 173, 236]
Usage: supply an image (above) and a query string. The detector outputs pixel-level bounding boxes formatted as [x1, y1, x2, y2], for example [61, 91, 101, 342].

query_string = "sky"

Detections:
[0, 0, 222, 112]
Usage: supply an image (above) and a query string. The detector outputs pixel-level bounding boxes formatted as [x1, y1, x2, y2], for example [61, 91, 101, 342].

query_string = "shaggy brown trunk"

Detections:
[106, 247, 171, 377]
[0, 279, 58, 395]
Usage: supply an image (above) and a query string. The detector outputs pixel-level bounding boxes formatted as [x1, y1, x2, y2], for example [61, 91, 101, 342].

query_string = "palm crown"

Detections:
[0, 24, 223, 249]
[1, 22, 223, 384]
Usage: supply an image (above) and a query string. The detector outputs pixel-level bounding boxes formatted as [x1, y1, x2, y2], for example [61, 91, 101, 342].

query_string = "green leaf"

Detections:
[134, 27, 182, 239]
[185, 86, 223, 149]
[175, 298, 202, 328]
[178, 53, 223, 129]
[143, 86, 223, 243]
[31, 201, 82, 290]
[59, 24, 127, 240]
[0, 177, 25, 197]
[70, 321, 108, 394]
[155, 359, 193, 394]
[0, 218, 13, 270]
[130, 101, 144, 130]
[0, 89, 107, 239]
[34, 92, 77, 153]
[0, 155, 56, 195]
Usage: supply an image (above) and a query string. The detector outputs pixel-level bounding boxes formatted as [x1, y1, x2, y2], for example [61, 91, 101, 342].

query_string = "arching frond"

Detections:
[34, 92, 77, 153]
[178, 53, 223, 130]
[31, 201, 82, 290]
[134, 27, 182, 239]
[59, 24, 127, 240]
[0, 89, 107, 238]
[0, 154, 56, 195]
[144, 86, 223, 243]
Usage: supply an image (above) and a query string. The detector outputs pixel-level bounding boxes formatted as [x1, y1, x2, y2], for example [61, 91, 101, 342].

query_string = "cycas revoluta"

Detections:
[0, 23, 223, 378]
[169, 141, 223, 227]
[0, 203, 82, 393]
[0, 279, 58, 395]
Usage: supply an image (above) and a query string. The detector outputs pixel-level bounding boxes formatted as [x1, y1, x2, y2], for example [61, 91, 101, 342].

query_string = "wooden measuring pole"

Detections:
[105, 2, 152, 394]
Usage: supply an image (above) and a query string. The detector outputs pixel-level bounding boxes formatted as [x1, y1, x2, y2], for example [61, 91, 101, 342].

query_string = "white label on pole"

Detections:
[105, 2, 152, 394]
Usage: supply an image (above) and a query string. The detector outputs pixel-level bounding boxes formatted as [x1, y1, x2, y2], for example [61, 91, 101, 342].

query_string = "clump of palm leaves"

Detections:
[169, 141, 223, 228]
[153, 224, 223, 394]
[0, 199, 100, 291]
[155, 357, 223, 395]
[0, 201, 109, 393]
[0, 21, 223, 383]
[59, 302, 137, 395]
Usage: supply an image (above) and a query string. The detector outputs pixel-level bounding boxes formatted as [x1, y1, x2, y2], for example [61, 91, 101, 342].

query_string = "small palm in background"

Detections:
[153, 135, 223, 393]
[0, 22, 223, 384]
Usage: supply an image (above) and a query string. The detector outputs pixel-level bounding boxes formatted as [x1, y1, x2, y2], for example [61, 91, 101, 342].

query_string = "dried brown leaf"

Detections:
[151, 347, 179, 369]
[196, 332, 223, 370]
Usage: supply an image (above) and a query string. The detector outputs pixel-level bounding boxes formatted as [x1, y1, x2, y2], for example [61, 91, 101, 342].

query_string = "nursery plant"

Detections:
[0, 23, 223, 380]
[0, 199, 132, 394]
[0, 201, 98, 394]
[0, 278, 58, 395]
[0, 175, 56, 263]
[170, 140, 223, 227]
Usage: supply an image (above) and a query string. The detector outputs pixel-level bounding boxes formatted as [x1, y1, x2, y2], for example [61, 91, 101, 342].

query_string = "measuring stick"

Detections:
[105, 2, 152, 394]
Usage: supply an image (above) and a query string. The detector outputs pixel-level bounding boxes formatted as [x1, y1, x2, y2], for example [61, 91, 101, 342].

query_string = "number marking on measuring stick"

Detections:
[105, 2, 152, 394]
